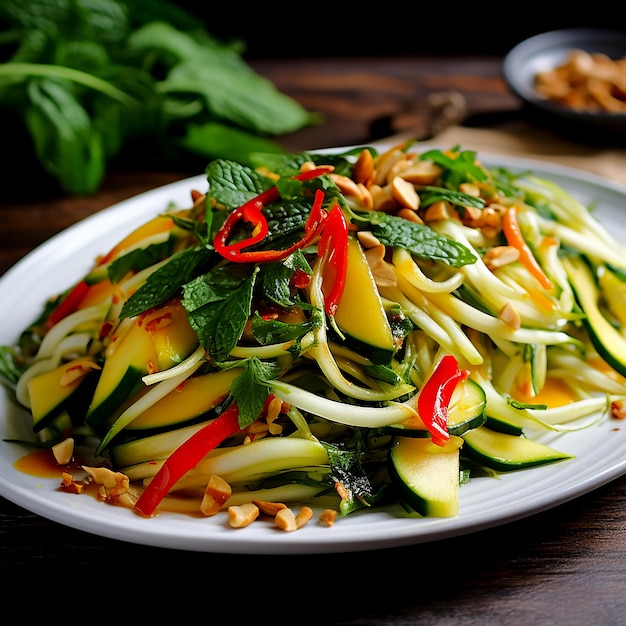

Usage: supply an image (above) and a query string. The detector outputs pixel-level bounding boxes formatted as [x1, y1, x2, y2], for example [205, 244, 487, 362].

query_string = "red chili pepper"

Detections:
[134, 404, 242, 517]
[417, 355, 469, 447]
[502, 206, 553, 290]
[44, 280, 91, 331]
[213, 167, 332, 263]
[317, 204, 348, 318]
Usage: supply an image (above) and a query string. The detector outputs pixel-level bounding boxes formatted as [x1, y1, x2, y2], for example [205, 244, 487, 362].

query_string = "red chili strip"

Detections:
[44, 280, 91, 331]
[134, 404, 243, 517]
[317, 204, 348, 318]
[213, 166, 332, 263]
[217, 188, 329, 264]
[417, 355, 469, 447]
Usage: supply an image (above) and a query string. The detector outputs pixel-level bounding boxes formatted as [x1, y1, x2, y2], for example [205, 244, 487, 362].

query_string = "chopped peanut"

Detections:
[483, 245, 520, 270]
[295, 506, 314, 529]
[423, 200, 453, 223]
[369, 184, 396, 212]
[228, 502, 260, 528]
[611, 400, 626, 420]
[82, 466, 136, 507]
[357, 183, 374, 210]
[52, 438, 74, 466]
[374, 148, 406, 186]
[60, 472, 84, 494]
[391, 176, 420, 210]
[397, 207, 424, 224]
[319, 509, 337, 526]
[201, 475, 232, 516]
[357, 230, 381, 249]
[252, 500, 287, 516]
[330, 173, 362, 199]
[335, 481, 350, 500]
[268, 422, 283, 435]
[398, 160, 443, 185]
[498, 302, 521, 330]
[353, 149, 374, 185]
[274, 506, 298, 531]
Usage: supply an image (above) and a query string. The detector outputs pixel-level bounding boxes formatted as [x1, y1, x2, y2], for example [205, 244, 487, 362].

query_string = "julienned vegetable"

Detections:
[3, 143, 626, 530]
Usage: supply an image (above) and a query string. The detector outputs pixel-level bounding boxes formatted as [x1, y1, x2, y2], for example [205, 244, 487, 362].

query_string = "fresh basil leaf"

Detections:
[128, 21, 318, 134]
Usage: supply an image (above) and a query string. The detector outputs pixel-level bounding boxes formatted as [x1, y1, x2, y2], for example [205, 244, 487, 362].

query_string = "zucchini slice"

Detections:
[564, 256, 626, 377]
[334, 234, 396, 365]
[28, 356, 99, 433]
[86, 298, 198, 430]
[124, 368, 241, 435]
[389, 435, 463, 517]
[462, 425, 573, 471]
[383, 378, 486, 438]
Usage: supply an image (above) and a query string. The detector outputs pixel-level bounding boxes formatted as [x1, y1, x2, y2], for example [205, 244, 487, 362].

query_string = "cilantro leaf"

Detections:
[229, 357, 280, 428]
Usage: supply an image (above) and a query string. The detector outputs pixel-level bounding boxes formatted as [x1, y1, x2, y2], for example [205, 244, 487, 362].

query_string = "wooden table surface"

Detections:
[2, 56, 625, 622]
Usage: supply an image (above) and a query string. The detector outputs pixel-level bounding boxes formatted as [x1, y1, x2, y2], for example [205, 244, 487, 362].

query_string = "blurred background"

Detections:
[0, 0, 623, 202]
[174, 6, 620, 58]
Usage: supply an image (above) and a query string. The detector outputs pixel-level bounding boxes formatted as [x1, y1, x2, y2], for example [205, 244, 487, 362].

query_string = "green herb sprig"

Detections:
[0, 0, 320, 194]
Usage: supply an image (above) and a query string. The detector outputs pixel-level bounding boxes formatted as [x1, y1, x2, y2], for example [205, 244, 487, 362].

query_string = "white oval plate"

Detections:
[2, 143, 626, 554]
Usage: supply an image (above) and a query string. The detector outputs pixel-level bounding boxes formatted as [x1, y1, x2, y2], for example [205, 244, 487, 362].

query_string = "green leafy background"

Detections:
[0, 0, 320, 194]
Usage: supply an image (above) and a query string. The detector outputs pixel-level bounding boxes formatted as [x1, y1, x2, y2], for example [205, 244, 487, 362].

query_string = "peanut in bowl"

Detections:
[503, 28, 626, 142]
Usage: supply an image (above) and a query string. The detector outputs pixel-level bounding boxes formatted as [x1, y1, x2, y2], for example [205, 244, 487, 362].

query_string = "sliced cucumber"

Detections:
[109, 419, 213, 469]
[334, 234, 396, 365]
[383, 378, 486, 438]
[85, 319, 157, 431]
[28, 356, 99, 433]
[389, 435, 463, 517]
[124, 368, 241, 435]
[483, 414, 524, 436]
[564, 256, 626, 377]
[86, 298, 198, 431]
[462, 425, 573, 471]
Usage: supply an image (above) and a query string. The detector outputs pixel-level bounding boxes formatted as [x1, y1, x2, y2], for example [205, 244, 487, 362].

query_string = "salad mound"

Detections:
[2, 142, 626, 530]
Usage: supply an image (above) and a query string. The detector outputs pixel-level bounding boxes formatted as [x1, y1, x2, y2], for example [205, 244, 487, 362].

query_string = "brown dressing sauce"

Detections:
[13, 448, 83, 478]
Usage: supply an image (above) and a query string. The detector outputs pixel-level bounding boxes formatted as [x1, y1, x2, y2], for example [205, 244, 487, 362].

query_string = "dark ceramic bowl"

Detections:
[503, 28, 626, 142]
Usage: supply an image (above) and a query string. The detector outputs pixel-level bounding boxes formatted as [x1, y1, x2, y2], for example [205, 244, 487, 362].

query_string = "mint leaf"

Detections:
[367, 214, 477, 268]
[250, 313, 316, 345]
[419, 148, 489, 189]
[205, 158, 274, 209]
[183, 266, 258, 362]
